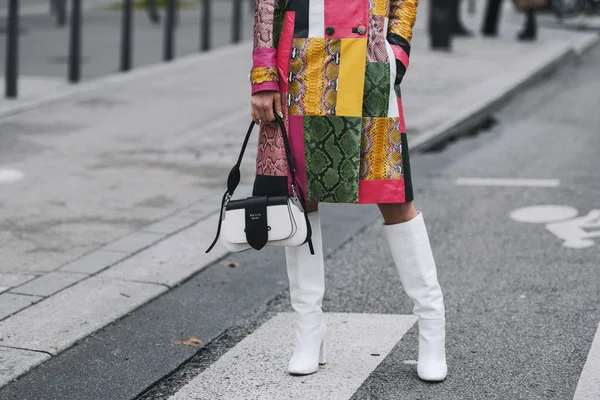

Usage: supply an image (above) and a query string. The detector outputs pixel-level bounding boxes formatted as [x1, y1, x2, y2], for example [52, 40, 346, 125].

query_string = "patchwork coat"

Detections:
[250, 0, 418, 204]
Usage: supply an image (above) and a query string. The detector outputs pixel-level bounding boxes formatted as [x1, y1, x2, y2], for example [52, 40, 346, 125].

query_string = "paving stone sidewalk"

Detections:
[0, 0, 597, 388]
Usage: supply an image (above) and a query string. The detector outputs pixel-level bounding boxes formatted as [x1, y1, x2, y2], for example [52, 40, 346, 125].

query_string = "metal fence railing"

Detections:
[4, 0, 457, 100]
[3, 0, 251, 99]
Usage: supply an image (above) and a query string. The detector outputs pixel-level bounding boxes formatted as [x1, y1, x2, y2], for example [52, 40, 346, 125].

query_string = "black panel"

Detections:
[252, 175, 289, 197]
[285, 0, 309, 37]
[386, 33, 411, 56]
[401, 132, 414, 203]
[386, 33, 411, 84]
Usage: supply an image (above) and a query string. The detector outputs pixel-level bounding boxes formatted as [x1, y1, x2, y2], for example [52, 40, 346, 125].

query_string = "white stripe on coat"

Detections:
[308, 0, 325, 38]
[383, 20, 399, 118]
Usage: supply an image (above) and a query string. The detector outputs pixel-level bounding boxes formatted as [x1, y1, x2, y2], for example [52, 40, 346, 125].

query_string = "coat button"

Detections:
[357, 25, 366, 35]
[325, 26, 335, 36]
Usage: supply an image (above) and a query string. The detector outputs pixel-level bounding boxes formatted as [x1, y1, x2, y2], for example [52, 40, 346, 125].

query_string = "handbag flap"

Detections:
[222, 199, 296, 245]
[244, 196, 269, 250]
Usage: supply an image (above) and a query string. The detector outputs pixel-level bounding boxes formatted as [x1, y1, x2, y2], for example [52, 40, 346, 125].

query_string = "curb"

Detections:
[409, 34, 600, 153]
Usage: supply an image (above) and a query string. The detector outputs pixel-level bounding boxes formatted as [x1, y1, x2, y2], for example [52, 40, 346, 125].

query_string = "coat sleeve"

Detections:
[250, 0, 283, 94]
[387, 0, 418, 84]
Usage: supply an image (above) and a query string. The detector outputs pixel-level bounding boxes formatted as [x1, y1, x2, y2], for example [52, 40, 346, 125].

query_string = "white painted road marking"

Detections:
[455, 177, 560, 187]
[170, 313, 417, 400]
[0, 169, 24, 184]
[574, 321, 600, 400]
[511, 206, 600, 249]
[511, 205, 579, 224]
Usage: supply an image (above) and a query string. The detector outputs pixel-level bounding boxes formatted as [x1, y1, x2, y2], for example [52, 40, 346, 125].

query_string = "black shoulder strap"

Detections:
[206, 115, 314, 254]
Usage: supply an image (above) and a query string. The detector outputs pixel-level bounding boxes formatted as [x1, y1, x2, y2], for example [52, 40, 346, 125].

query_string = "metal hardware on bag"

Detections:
[220, 193, 232, 221]
[290, 195, 304, 212]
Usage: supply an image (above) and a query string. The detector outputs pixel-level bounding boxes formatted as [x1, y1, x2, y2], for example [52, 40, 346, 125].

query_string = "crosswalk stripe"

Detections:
[574, 320, 600, 400]
[170, 313, 417, 400]
[454, 178, 560, 187]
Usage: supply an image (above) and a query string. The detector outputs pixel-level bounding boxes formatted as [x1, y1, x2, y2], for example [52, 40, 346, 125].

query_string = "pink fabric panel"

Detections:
[256, 121, 288, 177]
[324, 0, 368, 38]
[358, 180, 406, 204]
[391, 45, 410, 69]
[277, 12, 295, 93]
[397, 98, 406, 132]
[287, 115, 307, 198]
[253, 48, 277, 68]
[253, 0, 276, 50]
[252, 81, 280, 94]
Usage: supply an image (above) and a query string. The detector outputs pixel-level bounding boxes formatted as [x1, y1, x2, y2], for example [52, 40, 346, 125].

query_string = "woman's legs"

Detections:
[285, 201, 326, 375]
[481, 0, 503, 36]
[379, 202, 447, 382]
[378, 202, 418, 224]
[452, 0, 473, 36]
[518, 10, 537, 41]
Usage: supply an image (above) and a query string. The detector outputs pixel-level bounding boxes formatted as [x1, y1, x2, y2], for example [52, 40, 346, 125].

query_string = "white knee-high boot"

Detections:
[285, 211, 326, 375]
[383, 212, 447, 382]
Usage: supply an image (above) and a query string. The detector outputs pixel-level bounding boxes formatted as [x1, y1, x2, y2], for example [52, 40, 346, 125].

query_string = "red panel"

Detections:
[253, 48, 277, 68]
[324, 0, 368, 38]
[397, 98, 406, 133]
[390, 44, 410, 69]
[358, 179, 406, 204]
[252, 81, 280, 95]
[277, 12, 295, 93]
[287, 115, 308, 198]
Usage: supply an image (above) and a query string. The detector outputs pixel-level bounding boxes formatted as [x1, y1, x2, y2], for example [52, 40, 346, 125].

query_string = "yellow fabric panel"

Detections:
[250, 66, 278, 85]
[361, 117, 403, 180]
[388, 0, 418, 43]
[304, 39, 327, 116]
[371, 0, 389, 16]
[336, 38, 368, 117]
[288, 39, 306, 116]
[387, 124, 403, 179]
[373, 117, 388, 180]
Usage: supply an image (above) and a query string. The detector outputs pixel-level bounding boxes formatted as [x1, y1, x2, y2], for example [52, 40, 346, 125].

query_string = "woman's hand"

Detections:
[251, 91, 283, 124]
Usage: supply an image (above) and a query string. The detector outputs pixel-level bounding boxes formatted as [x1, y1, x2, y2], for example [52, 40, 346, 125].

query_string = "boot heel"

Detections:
[318, 340, 327, 365]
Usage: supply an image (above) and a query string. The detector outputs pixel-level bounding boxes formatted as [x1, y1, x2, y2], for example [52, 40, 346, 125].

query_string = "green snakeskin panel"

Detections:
[362, 62, 390, 118]
[304, 116, 362, 203]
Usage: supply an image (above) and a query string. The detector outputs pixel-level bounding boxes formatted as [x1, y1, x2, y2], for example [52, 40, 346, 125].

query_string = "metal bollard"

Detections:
[200, 0, 211, 51]
[164, 0, 177, 61]
[232, 0, 243, 43]
[68, 0, 82, 83]
[56, 0, 67, 27]
[5, 0, 19, 98]
[146, 0, 161, 24]
[429, 0, 453, 50]
[120, 0, 134, 71]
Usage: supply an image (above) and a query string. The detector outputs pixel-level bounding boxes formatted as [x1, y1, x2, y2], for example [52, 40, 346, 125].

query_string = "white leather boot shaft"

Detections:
[417, 319, 447, 381]
[384, 212, 447, 381]
[286, 211, 326, 375]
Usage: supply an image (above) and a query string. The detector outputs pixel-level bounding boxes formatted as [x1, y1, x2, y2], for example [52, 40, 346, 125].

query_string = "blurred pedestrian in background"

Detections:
[482, 0, 547, 41]
[452, 0, 473, 36]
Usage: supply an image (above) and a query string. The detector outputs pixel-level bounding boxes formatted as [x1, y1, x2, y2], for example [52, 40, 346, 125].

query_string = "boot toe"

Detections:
[288, 358, 319, 376]
[417, 361, 447, 382]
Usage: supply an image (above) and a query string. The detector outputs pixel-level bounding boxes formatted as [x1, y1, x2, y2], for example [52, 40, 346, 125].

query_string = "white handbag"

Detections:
[206, 115, 314, 255]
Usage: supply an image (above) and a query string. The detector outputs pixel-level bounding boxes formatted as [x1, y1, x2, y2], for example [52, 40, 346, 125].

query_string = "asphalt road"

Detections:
[1, 44, 600, 400]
